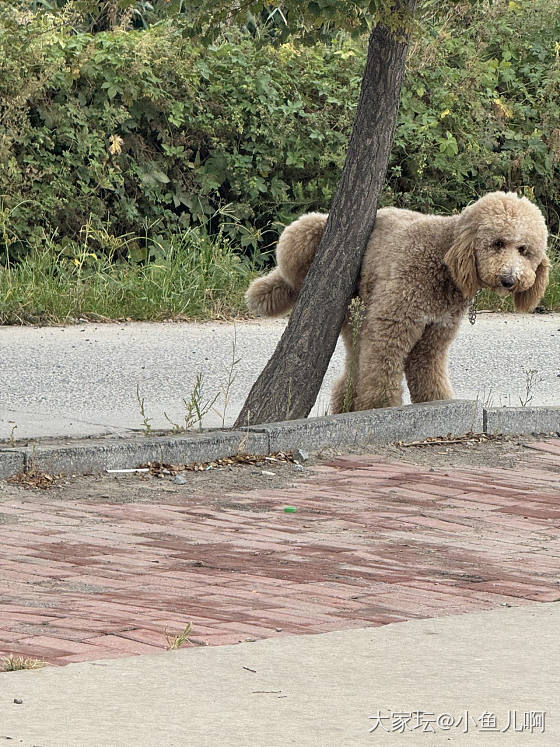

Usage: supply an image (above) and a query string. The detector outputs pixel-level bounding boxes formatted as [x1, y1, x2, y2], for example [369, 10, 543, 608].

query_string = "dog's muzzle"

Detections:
[500, 274, 516, 289]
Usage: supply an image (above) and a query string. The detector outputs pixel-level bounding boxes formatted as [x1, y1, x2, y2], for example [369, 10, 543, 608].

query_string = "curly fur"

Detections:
[246, 192, 549, 412]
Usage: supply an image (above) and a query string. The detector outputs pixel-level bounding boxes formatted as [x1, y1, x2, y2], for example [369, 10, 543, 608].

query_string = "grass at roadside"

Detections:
[2, 655, 45, 671]
[0, 231, 558, 325]
[0, 229, 257, 324]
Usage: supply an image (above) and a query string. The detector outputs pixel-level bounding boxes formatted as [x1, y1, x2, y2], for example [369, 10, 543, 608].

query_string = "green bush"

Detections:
[388, 0, 560, 232]
[0, 10, 361, 260]
[0, 0, 559, 269]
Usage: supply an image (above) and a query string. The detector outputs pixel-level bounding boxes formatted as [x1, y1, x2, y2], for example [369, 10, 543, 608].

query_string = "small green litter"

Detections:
[284, 506, 297, 513]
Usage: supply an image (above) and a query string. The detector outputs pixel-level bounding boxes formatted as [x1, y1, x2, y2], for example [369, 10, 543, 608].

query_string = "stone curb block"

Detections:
[17, 431, 269, 476]
[0, 450, 26, 480]
[246, 400, 483, 453]
[483, 406, 560, 436]
[3, 401, 560, 480]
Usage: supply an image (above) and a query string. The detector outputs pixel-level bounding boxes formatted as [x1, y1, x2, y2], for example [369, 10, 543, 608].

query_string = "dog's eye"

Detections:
[493, 239, 505, 250]
[518, 245, 528, 256]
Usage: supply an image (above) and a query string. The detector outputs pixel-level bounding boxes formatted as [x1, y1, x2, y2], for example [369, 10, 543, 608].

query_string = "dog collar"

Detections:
[468, 290, 481, 325]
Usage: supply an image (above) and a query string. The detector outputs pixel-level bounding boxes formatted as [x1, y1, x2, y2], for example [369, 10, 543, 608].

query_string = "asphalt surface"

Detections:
[0, 313, 559, 440]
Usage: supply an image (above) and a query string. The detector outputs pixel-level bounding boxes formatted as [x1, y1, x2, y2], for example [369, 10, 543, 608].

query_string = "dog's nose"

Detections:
[500, 274, 515, 289]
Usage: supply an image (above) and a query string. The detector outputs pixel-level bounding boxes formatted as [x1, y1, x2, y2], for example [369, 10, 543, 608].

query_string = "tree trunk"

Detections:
[234, 2, 417, 428]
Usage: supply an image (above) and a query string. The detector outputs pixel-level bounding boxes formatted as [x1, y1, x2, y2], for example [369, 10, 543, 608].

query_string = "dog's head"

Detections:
[444, 191, 549, 311]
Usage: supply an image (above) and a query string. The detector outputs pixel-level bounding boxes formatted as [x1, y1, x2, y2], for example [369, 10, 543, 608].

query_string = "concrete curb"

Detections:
[0, 449, 26, 480]
[0, 431, 268, 480]
[245, 400, 483, 452]
[0, 400, 558, 480]
[484, 405, 560, 436]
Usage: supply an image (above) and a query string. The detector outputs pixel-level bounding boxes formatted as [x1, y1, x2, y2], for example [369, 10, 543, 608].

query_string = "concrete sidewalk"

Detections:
[2, 602, 559, 745]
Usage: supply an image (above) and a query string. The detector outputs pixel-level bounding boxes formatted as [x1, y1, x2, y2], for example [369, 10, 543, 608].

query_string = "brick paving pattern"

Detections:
[1, 440, 559, 666]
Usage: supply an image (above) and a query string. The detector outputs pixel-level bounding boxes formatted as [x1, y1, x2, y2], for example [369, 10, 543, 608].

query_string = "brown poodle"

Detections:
[246, 192, 549, 413]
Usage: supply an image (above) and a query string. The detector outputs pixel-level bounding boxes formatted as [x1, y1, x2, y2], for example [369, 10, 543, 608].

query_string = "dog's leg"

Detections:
[330, 376, 346, 414]
[352, 310, 424, 411]
[404, 321, 459, 402]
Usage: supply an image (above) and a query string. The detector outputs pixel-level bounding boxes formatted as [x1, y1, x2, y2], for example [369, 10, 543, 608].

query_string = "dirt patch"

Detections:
[0, 434, 555, 506]
[0, 453, 307, 506]
[7, 466, 65, 490]
[351, 432, 549, 470]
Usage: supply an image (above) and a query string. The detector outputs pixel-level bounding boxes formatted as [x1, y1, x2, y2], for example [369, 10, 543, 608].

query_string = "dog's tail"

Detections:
[245, 212, 328, 317]
[245, 269, 297, 317]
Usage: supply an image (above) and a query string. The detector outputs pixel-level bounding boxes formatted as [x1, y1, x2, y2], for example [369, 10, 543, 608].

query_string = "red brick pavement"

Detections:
[1, 440, 559, 666]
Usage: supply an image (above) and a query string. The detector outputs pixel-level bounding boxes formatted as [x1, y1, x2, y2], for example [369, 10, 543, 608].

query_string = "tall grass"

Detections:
[0, 225, 558, 325]
[0, 226, 257, 324]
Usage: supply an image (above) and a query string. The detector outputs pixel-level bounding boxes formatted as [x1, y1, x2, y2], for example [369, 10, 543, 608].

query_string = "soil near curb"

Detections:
[1, 433, 556, 505]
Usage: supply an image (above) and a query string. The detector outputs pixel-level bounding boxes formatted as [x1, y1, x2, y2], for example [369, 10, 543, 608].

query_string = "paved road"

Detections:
[0, 313, 559, 440]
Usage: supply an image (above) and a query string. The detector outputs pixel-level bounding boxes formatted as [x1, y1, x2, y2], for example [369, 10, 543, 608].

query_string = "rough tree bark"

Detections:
[234, 1, 418, 428]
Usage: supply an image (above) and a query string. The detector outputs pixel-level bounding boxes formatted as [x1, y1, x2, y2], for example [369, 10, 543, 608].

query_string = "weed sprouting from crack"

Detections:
[163, 372, 220, 433]
[2, 655, 46, 672]
[136, 383, 153, 435]
[162, 411, 184, 435]
[183, 373, 220, 431]
[165, 622, 193, 650]
[519, 367, 543, 407]
[8, 421, 17, 446]
[212, 324, 241, 428]
[478, 387, 494, 410]
[138, 329, 242, 434]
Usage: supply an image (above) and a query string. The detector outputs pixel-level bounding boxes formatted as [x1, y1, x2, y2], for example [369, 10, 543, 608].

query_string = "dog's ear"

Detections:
[444, 239, 479, 299]
[514, 256, 550, 312]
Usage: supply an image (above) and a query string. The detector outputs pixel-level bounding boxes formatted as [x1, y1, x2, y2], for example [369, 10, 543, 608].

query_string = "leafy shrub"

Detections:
[388, 0, 560, 235]
[0, 9, 361, 259]
[0, 0, 559, 269]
